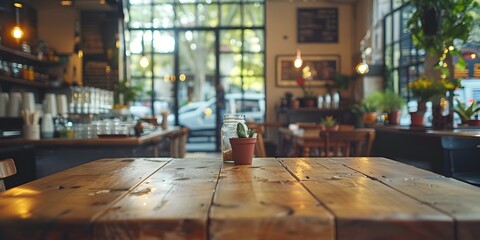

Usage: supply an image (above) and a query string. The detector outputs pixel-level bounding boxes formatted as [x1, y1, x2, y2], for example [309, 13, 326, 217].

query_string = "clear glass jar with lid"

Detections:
[221, 114, 247, 162]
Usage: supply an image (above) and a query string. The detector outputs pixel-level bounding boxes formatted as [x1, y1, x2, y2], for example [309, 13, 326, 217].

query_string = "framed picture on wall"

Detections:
[275, 55, 340, 87]
[297, 8, 338, 43]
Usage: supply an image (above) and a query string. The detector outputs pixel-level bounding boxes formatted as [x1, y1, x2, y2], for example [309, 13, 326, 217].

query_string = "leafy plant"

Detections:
[381, 90, 405, 112]
[321, 116, 337, 126]
[236, 123, 254, 138]
[454, 99, 480, 123]
[407, 0, 479, 76]
[115, 79, 143, 105]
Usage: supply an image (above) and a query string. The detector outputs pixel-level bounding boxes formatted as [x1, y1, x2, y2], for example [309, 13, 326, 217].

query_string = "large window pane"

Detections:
[220, 53, 241, 76]
[176, 4, 196, 27]
[153, 4, 174, 28]
[244, 3, 264, 27]
[242, 53, 263, 76]
[129, 5, 152, 28]
[221, 4, 241, 26]
[220, 30, 242, 53]
[244, 29, 264, 52]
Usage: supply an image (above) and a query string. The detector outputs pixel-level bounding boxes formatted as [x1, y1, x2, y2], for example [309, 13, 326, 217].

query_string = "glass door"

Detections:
[175, 30, 218, 151]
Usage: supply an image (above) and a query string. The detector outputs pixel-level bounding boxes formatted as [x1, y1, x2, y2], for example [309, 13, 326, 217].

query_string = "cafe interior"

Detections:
[0, 0, 479, 238]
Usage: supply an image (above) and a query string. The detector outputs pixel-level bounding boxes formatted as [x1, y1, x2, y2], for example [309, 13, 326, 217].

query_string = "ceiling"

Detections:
[20, 0, 119, 11]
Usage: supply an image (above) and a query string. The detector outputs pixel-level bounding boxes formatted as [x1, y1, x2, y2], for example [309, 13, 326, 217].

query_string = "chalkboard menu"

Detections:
[297, 8, 338, 43]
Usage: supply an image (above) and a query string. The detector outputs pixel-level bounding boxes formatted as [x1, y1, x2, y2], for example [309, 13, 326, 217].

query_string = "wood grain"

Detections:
[94, 158, 222, 240]
[0, 158, 169, 240]
[335, 157, 480, 240]
[280, 157, 454, 240]
[210, 158, 334, 240]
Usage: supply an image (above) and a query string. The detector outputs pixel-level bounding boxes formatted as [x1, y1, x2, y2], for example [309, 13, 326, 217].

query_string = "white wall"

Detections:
[265, 1, 356, 123]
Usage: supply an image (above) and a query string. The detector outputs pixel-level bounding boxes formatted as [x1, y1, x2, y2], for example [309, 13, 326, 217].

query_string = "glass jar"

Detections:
[221, 114, 246, 162]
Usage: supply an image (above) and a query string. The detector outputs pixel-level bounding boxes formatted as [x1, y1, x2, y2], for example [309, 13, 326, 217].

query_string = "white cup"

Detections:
[0, 93, 8, 117]
[7, 92, 22, 117]
[22, 92, 36, 113]
[23, 124, 40, 140]
[56, 94, 68, 116]
[44, 93, 57, 116]
[41, 113, 54, 138]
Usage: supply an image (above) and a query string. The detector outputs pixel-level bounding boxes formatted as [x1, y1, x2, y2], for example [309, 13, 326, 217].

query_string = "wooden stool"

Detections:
[0, 158, 16, 192]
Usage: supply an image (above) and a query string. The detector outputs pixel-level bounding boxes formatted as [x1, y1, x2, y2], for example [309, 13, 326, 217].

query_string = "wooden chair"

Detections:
[177, 127, 189, 158]
[168, 130, 181, 158]
[247, 123, 267, 157]
[441, 136, 480, 186]
[319, 129, 375, 157]
[0, 158, 16, 192]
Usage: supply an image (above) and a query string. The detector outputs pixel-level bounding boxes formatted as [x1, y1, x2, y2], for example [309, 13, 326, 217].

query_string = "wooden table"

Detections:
[0, 157, 479, 239]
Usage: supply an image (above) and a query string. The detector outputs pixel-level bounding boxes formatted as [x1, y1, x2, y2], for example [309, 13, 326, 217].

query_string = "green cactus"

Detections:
[236, 122, 254, 138]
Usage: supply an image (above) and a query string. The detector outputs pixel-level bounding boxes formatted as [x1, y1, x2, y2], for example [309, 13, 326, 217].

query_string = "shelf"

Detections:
[0, 75, 49, 88]
[0, 45, 64, 67]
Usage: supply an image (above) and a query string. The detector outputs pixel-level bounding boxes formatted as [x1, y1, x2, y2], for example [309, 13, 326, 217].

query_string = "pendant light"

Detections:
[11, 2, 24, 41]
[294, 49, 303, 68]
[139, 32, 149, 68]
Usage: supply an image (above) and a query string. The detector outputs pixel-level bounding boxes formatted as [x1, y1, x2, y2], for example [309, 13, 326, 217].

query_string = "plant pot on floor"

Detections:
[229, 137, 257, 165]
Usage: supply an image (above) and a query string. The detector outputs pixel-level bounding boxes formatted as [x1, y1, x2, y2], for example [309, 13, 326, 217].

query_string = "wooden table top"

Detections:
[0, 157, 479, 240]
[0, 127, 180, 147]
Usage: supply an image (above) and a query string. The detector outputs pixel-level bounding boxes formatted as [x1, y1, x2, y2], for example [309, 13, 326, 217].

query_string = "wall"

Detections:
[265, 1, 357, 123]
[36, 7, 82, 85]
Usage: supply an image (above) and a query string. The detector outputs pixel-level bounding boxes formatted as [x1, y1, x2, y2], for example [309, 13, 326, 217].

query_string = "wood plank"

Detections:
[0, 158, 169, 240]
[335, 157, 480, 240]
[94, 158, 222, 240]
[210, 158, 334, 240]
[280, 157, 454, 240]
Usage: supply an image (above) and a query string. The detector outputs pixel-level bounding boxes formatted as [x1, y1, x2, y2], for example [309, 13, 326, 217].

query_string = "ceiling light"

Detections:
[60, 1, 73, 6]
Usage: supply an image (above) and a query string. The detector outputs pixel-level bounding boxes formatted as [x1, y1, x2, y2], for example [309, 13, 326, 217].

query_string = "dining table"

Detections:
[0, 157, 479, 239]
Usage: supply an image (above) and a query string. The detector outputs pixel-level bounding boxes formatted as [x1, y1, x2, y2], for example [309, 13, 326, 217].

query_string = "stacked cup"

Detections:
[7, 92, 22, 117]
[0, 93, 8, 117]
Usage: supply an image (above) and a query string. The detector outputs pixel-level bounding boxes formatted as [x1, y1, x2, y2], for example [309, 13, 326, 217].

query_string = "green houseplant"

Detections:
[454, 99, 480, 126]
[407, 0, 478, 78]
[229, 123, 257, 165]
[320, 115, 339, 131]
[358, 91, 383, 124]
[381, 90, 405, 125]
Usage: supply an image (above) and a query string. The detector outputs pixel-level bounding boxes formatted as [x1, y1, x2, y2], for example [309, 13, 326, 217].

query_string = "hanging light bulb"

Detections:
[355, 59, 369, 75]
[140, 54, 149, 68]
[294, 49, 303, 68]
[12, 3, 24, 40]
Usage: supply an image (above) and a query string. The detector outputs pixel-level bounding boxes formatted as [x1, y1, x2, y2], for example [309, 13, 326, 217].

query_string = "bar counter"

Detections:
[0, 157, 479, 239]
[370, 124, 480, 175]
[0, 127, 181, 179]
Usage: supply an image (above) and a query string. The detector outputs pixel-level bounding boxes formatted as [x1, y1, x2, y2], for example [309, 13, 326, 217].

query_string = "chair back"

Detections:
[178, 127, 189, 158]
[319, 129, 375, 157]
[247, 123, 267, 157]
[441, 136, 480, 186]
[0, 158, 16, 192]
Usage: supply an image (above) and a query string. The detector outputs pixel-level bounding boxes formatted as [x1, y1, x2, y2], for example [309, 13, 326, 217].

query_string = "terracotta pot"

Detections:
[466, 120, 480, 126]
[363, 112, 378, 124]
[387, 111, 401, 125]
[320, 124, 339, 131]
[229, 138, 257, 165]
[410, 112, 424, 126]
[297, 97, 317, 108]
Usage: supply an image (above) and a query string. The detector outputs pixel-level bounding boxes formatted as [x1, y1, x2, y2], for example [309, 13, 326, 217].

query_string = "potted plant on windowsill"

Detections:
[454, 99, 480, 126]
[229, 123, 257, 165]
[353, 91, 383, 125]
[381, 90, 405, 125]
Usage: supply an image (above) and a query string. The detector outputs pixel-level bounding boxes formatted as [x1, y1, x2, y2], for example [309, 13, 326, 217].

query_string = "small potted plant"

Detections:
[320, 115, 339, 131]
[381, 90, 405, 125]
[354, 91, 382, 125]
[229, 123, 257, 165]
[454, 99, 480, 126]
